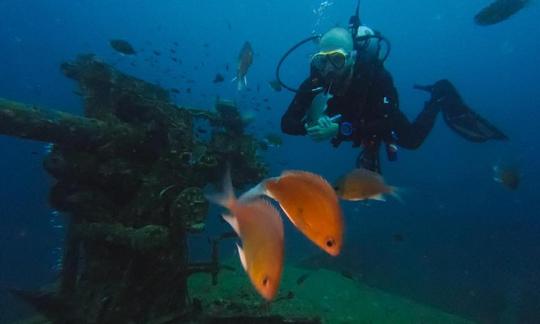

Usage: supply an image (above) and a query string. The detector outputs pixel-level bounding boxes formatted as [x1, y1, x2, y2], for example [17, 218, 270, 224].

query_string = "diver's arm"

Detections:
[346, 67, 439, 149]
[281, 79, 317, 135]
[392, 100, 440, 149]
[366, 66, 440, 149]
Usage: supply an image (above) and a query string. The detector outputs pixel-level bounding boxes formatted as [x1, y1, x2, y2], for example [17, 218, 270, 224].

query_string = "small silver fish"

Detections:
[304, 91, 333, 127]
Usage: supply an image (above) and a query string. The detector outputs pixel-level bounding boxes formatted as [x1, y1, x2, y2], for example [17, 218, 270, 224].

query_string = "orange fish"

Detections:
[334, 168, 399, 202]
[208, 172, 284, 301]
[242, 170, 343, 256]
[493, 165, 520, 190]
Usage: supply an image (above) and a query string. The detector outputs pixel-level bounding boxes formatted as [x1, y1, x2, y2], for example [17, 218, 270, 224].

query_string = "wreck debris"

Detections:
[0, 54, 271, 323]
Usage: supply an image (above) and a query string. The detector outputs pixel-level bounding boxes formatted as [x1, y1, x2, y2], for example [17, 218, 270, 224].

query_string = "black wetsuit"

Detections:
[281, 60, 440, 173]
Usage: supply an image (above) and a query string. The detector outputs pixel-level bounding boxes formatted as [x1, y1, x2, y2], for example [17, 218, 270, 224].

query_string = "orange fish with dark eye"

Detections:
[242, 170, 343, 256]
[207, 171, 284, 301]
[334, 168, 400, 202]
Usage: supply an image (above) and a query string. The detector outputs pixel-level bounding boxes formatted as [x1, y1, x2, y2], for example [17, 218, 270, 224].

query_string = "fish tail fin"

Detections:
[236, 77, 247, 91]
[239, 180, 267, 202]
[390, 186, 405, 204]
[493, 176, 503, 183]
[206, 166, 236, 208]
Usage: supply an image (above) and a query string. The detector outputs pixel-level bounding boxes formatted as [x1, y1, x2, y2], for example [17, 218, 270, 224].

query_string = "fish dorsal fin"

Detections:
[261, 178, 280, 200]
[280, 170, 335, 198]
[281, 170, 304, 177]
[236, 243, 247, 271]
[222, 214, 240, 236]
[356, 168, 384, 182]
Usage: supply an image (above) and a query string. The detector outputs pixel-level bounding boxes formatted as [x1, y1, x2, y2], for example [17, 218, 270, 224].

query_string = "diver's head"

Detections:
[311, 27, 356, 85]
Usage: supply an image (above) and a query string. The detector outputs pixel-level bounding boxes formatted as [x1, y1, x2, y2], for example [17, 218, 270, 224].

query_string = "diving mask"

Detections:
[310, 49, 350, 71]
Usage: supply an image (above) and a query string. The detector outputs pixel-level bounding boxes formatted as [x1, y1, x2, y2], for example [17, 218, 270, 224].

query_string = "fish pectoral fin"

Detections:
[222, 214, 240, 236]
[371, 194, 386, 202]
[236, 243, 247, 271]
[231, 76, 238, 82]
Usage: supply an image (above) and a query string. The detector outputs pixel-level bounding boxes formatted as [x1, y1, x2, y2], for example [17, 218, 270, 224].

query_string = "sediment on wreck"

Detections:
[0, 54, 270, 323]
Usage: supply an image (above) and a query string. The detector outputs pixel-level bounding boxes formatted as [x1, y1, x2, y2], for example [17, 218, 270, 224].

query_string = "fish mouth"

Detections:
[326, 248, 341, 257]
[324, 242, 341, 256]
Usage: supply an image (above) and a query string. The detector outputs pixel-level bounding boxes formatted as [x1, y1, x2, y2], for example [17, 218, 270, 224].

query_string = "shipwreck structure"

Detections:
[0, 55, 317, 323]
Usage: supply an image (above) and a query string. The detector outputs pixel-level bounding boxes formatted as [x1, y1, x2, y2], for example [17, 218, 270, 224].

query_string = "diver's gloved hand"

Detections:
[429, 79, 457, 104]
[414, 79, 459, 115]
[414, 79, 456, 105]
[305, 116, 339, 142]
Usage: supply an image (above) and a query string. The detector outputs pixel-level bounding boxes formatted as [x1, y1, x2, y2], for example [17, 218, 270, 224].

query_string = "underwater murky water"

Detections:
[0, 1, 539, 323]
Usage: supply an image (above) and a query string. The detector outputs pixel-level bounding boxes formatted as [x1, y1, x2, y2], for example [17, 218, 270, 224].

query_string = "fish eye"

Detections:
[326, 238, 335, 248]
[262, 276, 270, 286]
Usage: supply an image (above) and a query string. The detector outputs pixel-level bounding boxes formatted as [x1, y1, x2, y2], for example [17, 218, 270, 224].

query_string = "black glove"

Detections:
[414, 79, 458, 105]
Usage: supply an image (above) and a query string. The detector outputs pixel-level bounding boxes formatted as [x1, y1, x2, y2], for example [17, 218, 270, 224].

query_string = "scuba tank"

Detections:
[356, 26, 387, 65]
[348, 0, 397, 164]
[348, 0, 391, 65]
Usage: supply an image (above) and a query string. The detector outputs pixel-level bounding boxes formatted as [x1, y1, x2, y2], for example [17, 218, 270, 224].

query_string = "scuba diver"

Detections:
[277, 2, 507, 173]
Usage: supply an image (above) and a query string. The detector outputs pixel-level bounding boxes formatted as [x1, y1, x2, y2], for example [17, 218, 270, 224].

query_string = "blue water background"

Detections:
[0, 0, 539, 322]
